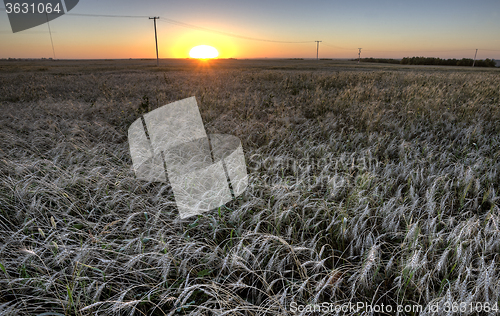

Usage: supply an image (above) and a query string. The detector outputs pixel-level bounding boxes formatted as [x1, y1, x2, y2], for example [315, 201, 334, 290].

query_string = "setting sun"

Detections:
[189, 45, 219, 59]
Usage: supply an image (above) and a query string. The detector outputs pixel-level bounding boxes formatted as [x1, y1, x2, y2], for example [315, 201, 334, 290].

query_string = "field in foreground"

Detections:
[1, 59, 500, 315]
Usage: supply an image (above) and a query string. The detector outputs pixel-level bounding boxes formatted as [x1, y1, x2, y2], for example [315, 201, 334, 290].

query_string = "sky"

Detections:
[1, 0, 500, 60]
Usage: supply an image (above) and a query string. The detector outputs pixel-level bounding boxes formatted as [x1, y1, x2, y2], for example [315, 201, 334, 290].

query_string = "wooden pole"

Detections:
[149, 17, 160, 66]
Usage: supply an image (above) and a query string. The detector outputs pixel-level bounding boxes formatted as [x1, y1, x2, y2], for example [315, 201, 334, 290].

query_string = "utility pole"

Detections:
[358, 48, 362, 63]
[472, 49, 478, 67]
[149, 17, 160, 66]
[315, 41, 322, 60]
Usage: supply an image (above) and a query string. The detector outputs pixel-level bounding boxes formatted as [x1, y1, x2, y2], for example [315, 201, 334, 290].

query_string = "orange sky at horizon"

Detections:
[2, 25, 496, 60]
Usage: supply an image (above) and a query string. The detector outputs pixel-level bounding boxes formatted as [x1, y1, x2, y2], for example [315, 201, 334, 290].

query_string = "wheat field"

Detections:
[1, 59, 500, 315]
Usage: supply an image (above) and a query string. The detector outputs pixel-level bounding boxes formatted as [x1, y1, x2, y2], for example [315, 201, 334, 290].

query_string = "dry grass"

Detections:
[1, 59, 500, 315]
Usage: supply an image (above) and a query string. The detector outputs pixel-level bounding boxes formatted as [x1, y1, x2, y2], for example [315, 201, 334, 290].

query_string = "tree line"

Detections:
[351, 57, 497, 67]
[401, 56, 496, 67]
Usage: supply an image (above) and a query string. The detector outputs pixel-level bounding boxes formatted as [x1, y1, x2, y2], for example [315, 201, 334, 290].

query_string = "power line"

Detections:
[157, 18, 314, 43]
[322, 43, 356, 50]
[321, 44, 500, 54]
[0, 31, 54, 34]
[65, 12, 314, 43]
[66, 13, 150, 18]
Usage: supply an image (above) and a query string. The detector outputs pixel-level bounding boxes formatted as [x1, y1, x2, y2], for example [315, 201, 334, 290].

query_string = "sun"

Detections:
[189, 45, 219, 59]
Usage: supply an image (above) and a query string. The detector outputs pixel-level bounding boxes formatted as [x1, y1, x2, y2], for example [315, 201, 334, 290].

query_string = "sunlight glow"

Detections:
[189, 45, 219, 59]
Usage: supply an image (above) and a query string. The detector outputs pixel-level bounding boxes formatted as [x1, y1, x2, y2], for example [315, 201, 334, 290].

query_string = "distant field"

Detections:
[2, 58, 500, 73]
[1, 59, 500, 315]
